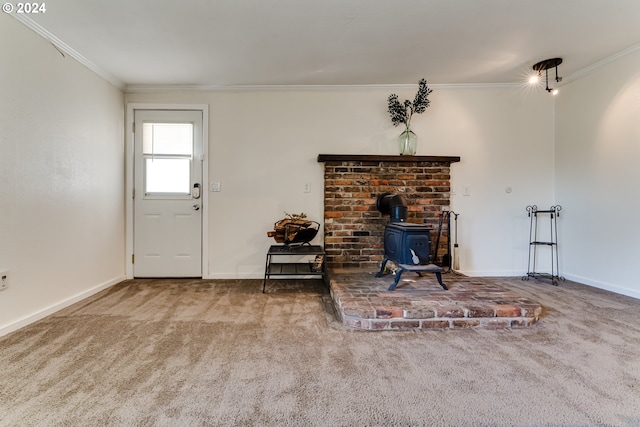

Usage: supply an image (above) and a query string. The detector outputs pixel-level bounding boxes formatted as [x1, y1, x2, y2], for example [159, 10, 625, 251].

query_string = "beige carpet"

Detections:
[1, 277, 639, 426]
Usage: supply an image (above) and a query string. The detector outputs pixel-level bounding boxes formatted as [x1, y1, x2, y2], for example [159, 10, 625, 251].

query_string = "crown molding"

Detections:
[11, 14, 125, 90]
[125, 82, 520, 93]
[560, 42, 640, 85]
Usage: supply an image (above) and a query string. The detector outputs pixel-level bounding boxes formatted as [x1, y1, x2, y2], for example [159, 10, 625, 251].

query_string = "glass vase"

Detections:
[397, 127, 417, 156]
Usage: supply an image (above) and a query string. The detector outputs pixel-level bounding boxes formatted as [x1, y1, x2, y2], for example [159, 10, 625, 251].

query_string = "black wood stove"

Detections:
[374, 193, 448, 291]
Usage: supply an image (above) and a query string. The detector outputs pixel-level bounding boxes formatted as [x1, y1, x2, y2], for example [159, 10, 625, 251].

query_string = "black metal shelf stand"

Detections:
[263, 245, 326, 293]
[523, 205, 563, 286]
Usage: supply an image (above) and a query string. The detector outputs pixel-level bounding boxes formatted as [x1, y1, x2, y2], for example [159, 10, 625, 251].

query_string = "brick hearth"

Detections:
[329, 270, 543, 330]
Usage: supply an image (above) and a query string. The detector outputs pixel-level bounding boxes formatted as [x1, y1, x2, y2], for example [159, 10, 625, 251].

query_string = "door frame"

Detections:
[125, 103, 209, 279]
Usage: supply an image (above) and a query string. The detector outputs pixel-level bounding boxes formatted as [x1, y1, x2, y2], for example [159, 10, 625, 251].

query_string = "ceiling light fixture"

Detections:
[531, 58, 563, 95]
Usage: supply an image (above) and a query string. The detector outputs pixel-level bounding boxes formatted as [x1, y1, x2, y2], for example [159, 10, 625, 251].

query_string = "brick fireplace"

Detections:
[317, 154, 461, 270]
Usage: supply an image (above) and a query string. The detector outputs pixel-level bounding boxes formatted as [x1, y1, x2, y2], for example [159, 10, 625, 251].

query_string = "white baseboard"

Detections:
[0, 275, 126, 338]
[562, 273, 640, 300]
[204, 273, 264, 280]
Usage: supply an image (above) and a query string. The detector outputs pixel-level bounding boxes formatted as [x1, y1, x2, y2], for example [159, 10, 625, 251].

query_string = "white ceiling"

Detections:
[15, 0, 640, 89]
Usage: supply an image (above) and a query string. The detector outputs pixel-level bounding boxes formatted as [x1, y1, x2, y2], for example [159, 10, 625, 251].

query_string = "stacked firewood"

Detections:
[267, 212, 314, 244]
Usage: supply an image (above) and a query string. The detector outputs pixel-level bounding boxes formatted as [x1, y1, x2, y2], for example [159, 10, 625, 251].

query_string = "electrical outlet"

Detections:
[0, 271, 8, 291]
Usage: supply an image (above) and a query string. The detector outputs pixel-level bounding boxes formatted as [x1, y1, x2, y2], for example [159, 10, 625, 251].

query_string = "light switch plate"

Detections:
[0, 271, 8, 290]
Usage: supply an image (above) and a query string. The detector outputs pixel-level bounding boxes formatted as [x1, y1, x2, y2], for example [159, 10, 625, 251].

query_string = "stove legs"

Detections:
[376, 258, 448, 291]
[375, 257, 390, 278]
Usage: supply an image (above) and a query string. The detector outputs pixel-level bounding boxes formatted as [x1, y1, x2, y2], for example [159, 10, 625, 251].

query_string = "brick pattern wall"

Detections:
[323, 160, 452, 269]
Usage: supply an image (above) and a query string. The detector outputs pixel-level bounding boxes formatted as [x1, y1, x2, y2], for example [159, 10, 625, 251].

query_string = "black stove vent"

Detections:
[376, 192, 407, 223]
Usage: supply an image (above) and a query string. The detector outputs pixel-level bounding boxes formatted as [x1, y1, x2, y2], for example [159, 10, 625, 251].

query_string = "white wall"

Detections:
[126, 85, 554, 278]
[555, 48, 640, 298]
[0, 15, 125, 334]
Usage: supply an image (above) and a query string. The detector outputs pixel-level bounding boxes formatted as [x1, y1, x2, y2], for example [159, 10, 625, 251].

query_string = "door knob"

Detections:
[193, 204, 200, 211]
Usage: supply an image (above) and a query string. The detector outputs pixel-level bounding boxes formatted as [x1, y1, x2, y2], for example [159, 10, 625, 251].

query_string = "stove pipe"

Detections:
[376, 193, 407, 222]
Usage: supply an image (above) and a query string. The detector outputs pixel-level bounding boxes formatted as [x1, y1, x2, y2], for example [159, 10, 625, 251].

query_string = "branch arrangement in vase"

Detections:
[387, 78, 433, 130]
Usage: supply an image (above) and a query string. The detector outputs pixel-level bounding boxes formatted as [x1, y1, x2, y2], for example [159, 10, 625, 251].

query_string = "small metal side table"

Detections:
[263, 245, 326, 293]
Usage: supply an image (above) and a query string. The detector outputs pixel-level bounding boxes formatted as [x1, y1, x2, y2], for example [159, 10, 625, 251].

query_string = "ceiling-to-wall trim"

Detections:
[11, 14, 125, 90]
[560, 42, 640, 86]
[124, 82, 521, 93]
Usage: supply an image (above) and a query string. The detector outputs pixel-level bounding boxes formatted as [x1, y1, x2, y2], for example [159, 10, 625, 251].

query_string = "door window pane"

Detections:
[143, 123, 193, 155]
[145, 158, 190, 194]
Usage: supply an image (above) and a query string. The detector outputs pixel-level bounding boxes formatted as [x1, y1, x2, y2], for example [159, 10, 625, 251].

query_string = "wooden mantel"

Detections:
[317, 154, 460, 163]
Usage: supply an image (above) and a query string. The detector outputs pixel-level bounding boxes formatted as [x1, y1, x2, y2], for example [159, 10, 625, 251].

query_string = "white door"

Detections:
[133, 110, 203, 277]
